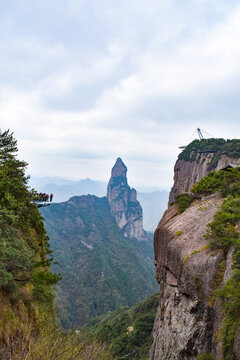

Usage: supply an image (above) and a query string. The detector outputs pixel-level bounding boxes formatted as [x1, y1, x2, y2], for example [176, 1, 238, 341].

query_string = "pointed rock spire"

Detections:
[107, 158, 147, 241]
[111, 157, 127, 178]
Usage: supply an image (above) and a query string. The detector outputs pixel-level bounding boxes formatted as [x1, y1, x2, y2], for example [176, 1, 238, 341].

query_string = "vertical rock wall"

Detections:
[169, 153, 240, 205]
[107, 158, 148, 241]
[149, 195, 232, 359]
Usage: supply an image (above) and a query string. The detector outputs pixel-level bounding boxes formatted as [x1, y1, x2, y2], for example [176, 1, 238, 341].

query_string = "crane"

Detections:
[179, 128, 215, 149]
[197, 128, 204, 140]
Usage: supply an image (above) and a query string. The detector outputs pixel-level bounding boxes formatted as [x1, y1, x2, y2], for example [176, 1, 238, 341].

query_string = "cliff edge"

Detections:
[169, 139, 240, 205]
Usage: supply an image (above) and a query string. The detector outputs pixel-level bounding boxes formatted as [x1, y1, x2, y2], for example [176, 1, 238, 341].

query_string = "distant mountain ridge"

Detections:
[29, 177, 106, 200]
[41, 159, 158, 328]
[30, 176, 168, 231]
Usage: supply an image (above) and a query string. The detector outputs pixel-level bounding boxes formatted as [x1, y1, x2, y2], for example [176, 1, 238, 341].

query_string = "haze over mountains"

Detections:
[41, 158, 159, 328]
[29, 175, 168, 231]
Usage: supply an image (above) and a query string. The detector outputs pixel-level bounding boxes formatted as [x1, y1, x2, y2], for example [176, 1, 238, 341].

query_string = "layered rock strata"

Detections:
[107, 158, 148, 241]
[150, 195, 239, 359]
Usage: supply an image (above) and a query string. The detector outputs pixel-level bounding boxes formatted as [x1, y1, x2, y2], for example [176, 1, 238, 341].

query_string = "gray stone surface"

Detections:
[107, 158, 148, 241]
[151, 151, 240, 359]
[168, 153, 240, 205]
[150, 196, 231, 359]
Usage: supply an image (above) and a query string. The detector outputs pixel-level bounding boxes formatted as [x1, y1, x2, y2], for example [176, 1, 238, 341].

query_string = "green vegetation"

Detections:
[0, 129, 115, 359]
[174, 230, 183, 237]
[0, 129, 60, 294]
[25, 325, 113, 360]
[191, 249, 201, 255]
[178, 138, 226, 162]
[178, 138, 240, 169]
[0, 129, 61, 357]
[41, 196, 158, 329]
[192, 166, 240, 359]
[196, 354, 215, 360]
[88, 293, 159, 360]
[26, 293, 159, 359]
[191, 167, 240, 195]
[175, 193, 196, 213]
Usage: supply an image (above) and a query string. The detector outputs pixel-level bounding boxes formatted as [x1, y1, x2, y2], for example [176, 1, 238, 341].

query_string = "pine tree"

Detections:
[0, 129, 18, 161]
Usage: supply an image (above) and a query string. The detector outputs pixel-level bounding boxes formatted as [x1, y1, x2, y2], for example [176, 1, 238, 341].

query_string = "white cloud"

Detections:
[0, 0, 239, 187]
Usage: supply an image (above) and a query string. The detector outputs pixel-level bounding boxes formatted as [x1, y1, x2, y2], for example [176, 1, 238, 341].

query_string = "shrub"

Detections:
[174, 231, 183, 237]
[178, 138, 226, 162]
[175, 194, 195, 213]
[201, 172, 240, 359]
[191, 171, 224, 195]
[192, 168, 240, 195]
[196, 354, 215, 360]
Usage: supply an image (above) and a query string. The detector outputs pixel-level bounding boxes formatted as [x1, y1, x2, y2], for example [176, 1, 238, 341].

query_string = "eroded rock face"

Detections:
[107, 158, 147, 241]
[149, 195, 235, 359]
[168, 153, 240, 205]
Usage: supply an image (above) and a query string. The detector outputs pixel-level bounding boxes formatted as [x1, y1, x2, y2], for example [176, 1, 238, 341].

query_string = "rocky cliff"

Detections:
[169, 139, 240, 205]
[150, 195, 223, 359]
[150, 193, 240, 359]
[107, 158, 148, 241]
[151, 139, 240, 359]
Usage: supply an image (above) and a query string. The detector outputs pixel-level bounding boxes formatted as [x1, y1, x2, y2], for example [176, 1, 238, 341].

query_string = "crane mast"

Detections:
[197, 128, 204, 140]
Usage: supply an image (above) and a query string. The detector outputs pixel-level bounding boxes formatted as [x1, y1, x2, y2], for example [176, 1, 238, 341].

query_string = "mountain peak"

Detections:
[107, 158, 147, 241]
[111, 157, 127, 177]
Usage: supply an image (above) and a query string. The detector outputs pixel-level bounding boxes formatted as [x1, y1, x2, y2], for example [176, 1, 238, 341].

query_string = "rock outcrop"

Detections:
[151, 139, 240, 359]
[107, 158, 148, 241]
[169, 151, 240, 205]
[150, 194, 237, 359]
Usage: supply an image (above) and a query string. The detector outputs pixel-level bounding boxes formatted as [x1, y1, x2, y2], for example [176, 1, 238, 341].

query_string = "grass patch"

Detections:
[196, 354, 215, 360]
[174, 231, 183, 237]
[191, 250, 201, 255]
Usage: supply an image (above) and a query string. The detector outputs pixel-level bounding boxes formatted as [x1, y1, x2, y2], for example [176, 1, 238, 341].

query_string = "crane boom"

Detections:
[197, 128, 204, 140]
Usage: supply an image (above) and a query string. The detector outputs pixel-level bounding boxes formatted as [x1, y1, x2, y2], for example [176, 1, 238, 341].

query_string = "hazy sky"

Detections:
[0, 0, 239, 189]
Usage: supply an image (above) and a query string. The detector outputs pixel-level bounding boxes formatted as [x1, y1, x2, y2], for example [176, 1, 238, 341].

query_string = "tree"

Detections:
[0, 129, 18, 161]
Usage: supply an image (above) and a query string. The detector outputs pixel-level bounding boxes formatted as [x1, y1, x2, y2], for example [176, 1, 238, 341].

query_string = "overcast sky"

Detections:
[0, 0, 239, 189]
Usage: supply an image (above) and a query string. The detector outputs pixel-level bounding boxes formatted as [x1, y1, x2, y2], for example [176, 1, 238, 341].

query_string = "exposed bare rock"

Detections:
[151, 141, 240, 359]
[223, 245, 234, 283]
[168, 153, 240, 205]
[215, 155, 240, 172]
[107, 158, 148, 241]
[150, 196, 229, 359]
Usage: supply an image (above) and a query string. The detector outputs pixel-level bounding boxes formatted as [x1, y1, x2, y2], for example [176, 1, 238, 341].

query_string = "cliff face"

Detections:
[169, 151, 240, 205]
[150, 195, 235, 359]
[151, 139, 240, 359]
[107, 158, 147, 241]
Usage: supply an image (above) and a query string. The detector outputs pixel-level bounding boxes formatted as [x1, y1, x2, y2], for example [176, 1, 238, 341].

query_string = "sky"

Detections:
[0, 0, 239, 190]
